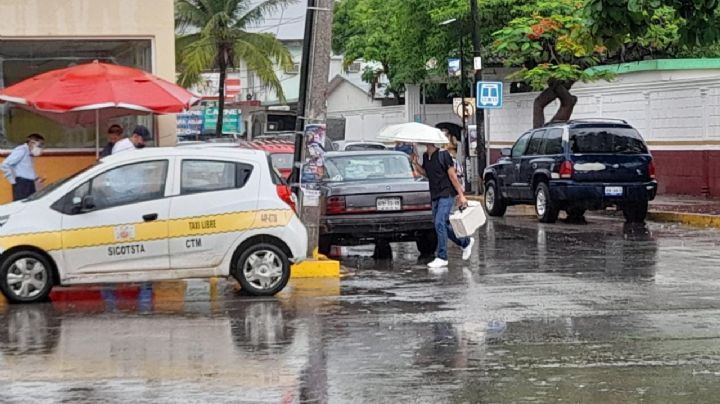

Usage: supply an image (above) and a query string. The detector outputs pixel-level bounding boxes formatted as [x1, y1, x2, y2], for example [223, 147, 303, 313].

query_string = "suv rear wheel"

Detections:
[484, 179, 507, 217]
[535, 182, 559, 223]
[623, 199, 649, 223]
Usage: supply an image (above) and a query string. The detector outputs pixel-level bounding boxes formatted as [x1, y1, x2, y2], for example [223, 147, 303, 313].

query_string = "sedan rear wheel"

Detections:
[0, 251, 54, 304]
[416, 231, 437, 256]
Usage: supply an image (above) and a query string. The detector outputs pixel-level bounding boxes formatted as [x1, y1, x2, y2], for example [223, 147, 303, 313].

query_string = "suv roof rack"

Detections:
[568, 118, 628, 124]
[543, 118, 629, 127]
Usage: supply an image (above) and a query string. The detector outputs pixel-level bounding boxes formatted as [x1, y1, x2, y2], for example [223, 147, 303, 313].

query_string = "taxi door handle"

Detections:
[143, 213, 158, 222]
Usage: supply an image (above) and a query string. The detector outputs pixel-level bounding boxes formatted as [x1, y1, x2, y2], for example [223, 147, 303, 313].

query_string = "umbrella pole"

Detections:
[95, 110, 100, 159]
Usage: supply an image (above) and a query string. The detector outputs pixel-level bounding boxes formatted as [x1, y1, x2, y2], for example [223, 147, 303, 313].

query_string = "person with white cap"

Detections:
[112, 125, 151, 154]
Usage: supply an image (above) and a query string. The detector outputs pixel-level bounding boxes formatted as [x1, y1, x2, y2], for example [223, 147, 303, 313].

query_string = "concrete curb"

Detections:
[648, 211, 720, 228]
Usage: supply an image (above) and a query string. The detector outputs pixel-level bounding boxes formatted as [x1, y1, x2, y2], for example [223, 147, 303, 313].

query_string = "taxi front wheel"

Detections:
[0, 250, 54, 304]
[232, 243, 290, 296]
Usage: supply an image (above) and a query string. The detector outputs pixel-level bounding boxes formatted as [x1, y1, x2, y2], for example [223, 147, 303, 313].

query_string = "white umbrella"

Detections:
[377, 122, 449, 144]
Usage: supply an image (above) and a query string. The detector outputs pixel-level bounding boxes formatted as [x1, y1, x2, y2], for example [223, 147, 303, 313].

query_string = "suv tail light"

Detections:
[276, 185, 296, 212]
[648, 160, 656, 179]
[559, 161, 573, 179]
[326, 196, 346, 215]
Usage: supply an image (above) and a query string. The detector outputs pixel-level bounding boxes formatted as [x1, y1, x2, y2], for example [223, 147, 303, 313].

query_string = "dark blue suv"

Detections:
[483, 119, 657, 223]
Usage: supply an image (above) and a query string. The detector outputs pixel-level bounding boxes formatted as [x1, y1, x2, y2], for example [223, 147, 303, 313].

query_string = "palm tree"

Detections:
[176, 0, 295, 136]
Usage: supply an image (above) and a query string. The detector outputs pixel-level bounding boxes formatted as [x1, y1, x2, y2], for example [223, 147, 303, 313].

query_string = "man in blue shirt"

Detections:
[1, 133, 45, 201]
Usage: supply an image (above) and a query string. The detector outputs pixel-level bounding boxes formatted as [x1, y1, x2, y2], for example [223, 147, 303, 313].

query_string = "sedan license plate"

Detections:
[377, 197, 402, 211]
[605, 186, 623, 196]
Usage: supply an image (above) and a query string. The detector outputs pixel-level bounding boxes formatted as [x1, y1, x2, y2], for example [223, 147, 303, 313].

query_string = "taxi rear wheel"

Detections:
[232, 243, 290, 296]
[0, 250, 54, 304]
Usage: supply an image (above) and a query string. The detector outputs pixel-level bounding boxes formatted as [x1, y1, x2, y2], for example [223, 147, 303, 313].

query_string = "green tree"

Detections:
[332, 0, 521, 100]
[492, 0, 614, 128]
[176, 0, 295, 136]
[585, 0, 720, 48]
[493, 0, 720, 128]
[333, 0, 720, 127]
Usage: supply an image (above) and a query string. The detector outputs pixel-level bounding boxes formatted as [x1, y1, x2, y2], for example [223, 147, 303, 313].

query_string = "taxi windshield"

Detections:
[25, 161, 102, 202]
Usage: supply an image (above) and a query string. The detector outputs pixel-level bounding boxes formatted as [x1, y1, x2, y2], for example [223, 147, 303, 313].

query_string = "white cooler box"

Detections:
[450, 201, 487, 238]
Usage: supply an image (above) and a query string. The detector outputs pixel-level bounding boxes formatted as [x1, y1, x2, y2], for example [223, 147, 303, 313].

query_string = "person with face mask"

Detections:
[1, 133, 46, 201]
[112, 125, 151, 154]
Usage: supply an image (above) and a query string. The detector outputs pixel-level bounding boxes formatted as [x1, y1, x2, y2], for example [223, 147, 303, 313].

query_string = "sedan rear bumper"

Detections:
[321, 211, 434, 243]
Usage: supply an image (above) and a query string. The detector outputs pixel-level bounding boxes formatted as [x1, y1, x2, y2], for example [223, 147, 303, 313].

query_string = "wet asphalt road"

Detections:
[1, 215, 720, 403]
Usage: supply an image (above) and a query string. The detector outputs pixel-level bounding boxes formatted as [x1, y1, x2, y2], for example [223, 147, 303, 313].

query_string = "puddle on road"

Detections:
[1, 218, 720, 402]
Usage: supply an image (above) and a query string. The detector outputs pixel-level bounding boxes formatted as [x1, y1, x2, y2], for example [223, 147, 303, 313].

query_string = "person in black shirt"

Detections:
[100, 124, 123, 158]
[412, 143, 475, 268]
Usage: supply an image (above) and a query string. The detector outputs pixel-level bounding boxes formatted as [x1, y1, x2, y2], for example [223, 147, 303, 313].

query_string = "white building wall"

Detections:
[487, 70, 720, 150]
[329, 103, 463, 142]
[327, 82, 381, 112]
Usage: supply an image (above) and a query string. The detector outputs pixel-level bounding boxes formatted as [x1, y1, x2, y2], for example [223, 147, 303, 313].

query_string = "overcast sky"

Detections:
[245, 0, 306, 40]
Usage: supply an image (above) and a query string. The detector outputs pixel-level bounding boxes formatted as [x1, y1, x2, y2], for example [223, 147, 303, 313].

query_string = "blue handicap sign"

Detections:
[476, 81, 503, 109]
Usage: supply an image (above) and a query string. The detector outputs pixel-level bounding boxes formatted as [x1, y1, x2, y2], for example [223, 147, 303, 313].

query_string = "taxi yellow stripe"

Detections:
[0, 209, 295, 253]
[0, 231, 62, 252]
[62, 221, 168, 249]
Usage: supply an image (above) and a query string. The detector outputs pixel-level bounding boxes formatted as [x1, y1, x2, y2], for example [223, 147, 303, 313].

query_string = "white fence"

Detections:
[328, 104, 462, 142]
[487, 69, 720, 150]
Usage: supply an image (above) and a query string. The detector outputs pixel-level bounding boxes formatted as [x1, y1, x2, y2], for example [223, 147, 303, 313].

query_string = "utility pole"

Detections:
[470, 0, 486, 193]
[459, 28, 469, 192]
[291, 0, 334, 257]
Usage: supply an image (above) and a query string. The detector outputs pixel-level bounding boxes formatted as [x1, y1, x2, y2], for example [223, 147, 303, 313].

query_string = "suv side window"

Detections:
[541, 128, 564, 155]
[181, 160, 253, 195]
[525, 130, 546, 156]
[64, 160, 169, 213]
[511, 133, 532, 158]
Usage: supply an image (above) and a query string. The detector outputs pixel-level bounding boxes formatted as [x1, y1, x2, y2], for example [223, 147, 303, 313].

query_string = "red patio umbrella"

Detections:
[0, 61, 200, 156]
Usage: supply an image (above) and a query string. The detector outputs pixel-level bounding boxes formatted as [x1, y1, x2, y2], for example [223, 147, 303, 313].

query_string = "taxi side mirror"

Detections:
[501, 148, 511, 157]
[72, 195, 96, 212]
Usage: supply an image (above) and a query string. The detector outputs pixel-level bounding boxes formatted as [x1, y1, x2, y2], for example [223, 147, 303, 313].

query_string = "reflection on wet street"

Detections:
[2, 216, 720, 403]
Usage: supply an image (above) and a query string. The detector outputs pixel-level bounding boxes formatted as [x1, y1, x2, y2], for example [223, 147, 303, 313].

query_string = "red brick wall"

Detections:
[486, 149, 720, 197]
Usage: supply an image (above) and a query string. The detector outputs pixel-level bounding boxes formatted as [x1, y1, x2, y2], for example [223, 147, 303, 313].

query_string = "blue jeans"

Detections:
[432, 196, 470, 260]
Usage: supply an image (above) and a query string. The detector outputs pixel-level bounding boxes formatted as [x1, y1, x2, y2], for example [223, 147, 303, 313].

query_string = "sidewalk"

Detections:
[468, 194, 720, 227]
[647, 194, 720, 227]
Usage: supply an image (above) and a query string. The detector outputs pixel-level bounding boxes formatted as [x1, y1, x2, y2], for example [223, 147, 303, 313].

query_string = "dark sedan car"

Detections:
[318, 151, 436, 256]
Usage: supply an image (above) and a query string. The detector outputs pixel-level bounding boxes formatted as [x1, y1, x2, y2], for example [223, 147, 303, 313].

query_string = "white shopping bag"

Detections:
[450, 201, 487, 238]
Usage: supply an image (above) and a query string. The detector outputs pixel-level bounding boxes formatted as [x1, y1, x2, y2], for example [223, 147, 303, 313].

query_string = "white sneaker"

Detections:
[427, 258, 449, 269]
[462, 237, 475, 261]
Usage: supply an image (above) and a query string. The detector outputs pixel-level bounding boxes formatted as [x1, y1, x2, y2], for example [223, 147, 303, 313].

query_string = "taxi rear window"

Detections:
[181, 160, 253, 195]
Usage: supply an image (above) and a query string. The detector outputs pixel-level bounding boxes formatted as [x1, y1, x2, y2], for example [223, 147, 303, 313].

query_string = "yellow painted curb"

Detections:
[648, 211, 720, 228]
[291, 259, 341, 278]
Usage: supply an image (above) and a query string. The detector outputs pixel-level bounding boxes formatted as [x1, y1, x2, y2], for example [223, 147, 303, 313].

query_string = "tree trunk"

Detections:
[216, 48, 227, 137]
[532, 81, 577, 128]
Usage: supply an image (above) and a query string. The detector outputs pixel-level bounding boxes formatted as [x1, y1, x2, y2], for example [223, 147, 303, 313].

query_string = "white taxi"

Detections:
[0, 147, 307, 303]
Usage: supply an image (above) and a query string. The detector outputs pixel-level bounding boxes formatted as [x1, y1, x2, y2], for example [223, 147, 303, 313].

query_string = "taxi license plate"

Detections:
[605, 186, 623, 196]
[377, 197, 402, 211]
